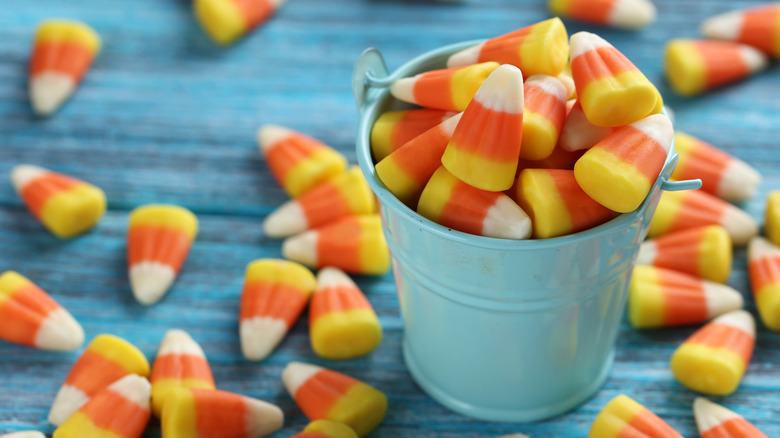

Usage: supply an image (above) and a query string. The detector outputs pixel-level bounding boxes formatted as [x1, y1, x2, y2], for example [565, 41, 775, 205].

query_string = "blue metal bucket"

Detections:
[353, 42, 701, 423]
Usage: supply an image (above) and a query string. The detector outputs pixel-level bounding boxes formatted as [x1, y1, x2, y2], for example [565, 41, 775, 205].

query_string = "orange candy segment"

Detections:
[519, 74, 568, 160]
[549, 0, 657, 30]
[588, 394, 683, 438]
[194, 0, 285, 46]
[390, 62, 500, 111]
[701, 4, 780, 58]
[694, 397, 768, 438]
[637, 225, 733, 283]
[370, 109, 458, 161]
[748, 237, 780, 331]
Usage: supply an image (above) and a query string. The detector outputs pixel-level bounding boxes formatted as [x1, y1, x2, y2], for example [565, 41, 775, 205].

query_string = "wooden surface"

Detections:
[1, 0, 779, 436]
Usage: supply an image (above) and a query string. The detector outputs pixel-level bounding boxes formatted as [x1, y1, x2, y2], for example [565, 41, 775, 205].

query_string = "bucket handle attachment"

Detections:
[353, 48, 405, 112]
[658, 153, 702, 192]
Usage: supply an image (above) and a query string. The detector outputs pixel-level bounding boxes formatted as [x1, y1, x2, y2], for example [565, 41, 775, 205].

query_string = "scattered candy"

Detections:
[664, 39, 768, 97]
[559, 100, 615, 152]
[519, 74, 568, 160]
[150, 329, 215, 417]
[748, 237, 780, 331]
[282, 362, 387, 437]
[440, 64, 524, 191]
[370, 109, 457, 161]
[637, 225, 733, 283]
[628, 265, 743, 329]
[700, 3, 780, 58]
[446, 18, 569, 77]
[194, 0, 285, 46]
[0, 433, 46, 438]
[670, 309, 755, 396]
[588, 394, 683, 438]
[258, 125, 348, 198]
[693, 397, 768, 438]
[29, 20, 100, 116]
[418, 166, 532, 239]
[282, 215, 390, 275]
[161, 388, 283, 438]
[310, 267, 382, 360]
[390, 62, 500, 111]
[672, 132, 761, 202]
[48, 334, 150, 426]
[764, 191, 780, 246]
[127, 204, 198, 305]
[263, 167, 375, 238]
[549, 0, 657, 30]
[240, 259, 317, 361]
[10, 164, 106, 238]
[291, 420, 358, 438]
[0, 271, 84, 352]
[53, 374, 151, 438]
[648, 190, 758, 245]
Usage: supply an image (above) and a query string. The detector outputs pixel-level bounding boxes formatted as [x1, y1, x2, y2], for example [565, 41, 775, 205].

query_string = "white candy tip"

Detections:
[129, 262, 176, 305]
[446, 43, 483, 68]
[482, 196, 532, 240]
[48, 385, 89, 426]
[258, 124, 293, 154]
[29, 73, 76, 116]
[263, 202, 307, 238]
[700, 11, 742, 41]
[609, 0, 657, 29]
[570, 32, 611, 58]
[390, 77, 416, 105]
[108, 374, 151, 410]
[158, 329, 205, 357]
[718, 159, 761, 202]
[10, 164, 48, 193]
[632, 113, 674, 153]
[316, 267, 356, 289]
[712, 309, 755, 337]
[694, 397, 741, 434]
[703, 282, 744, 319]
[722, 206, 758, 246]
[35, 308, 85, 352]
[281, 232, 318, 268]
[281, 361, 323, 396]
[749, 236, 780, 260]
[475, 64, 524, 113]
[245, 397, 285, 437]
[240, 317, 287, 361]
[740, 45, 769, 72]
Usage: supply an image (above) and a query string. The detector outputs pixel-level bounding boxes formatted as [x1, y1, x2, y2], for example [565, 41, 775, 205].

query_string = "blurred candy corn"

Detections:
[264, 167, 375, 238]
[10, 164, 106, 238]
[370, 109, 457, 161]
[441, 64, 524, 191]
[748, 237, 780, 331]
[418, 166, 532, 239]
[53, 374, 150, 438]
[570, 31, 659, 127]
[637, 225, 733, 283]
[519, 75, 568, 160]
[240, 259, 316, 361]
[0, 433, 46, 438]
[310, 268, 382, 360]
[0, 271, 84, 352]
[161, 388, 283, 438]
[648, 190, 758, 245]
[665, 39, 768, 97]
[194, 0, 285, 46]
[446, 18, 569, 77]
[701, 4, 780, 58]
[48, 334, 150, 426]
[258, 125, 348, 198]
[282, 215, 390, 275]
[282, 362, 387, 437]
[390, 62, 500, 111]
[375, 112, 462, 206]
[588, 394, 683, 438]
[670, 310, 755, 395]
[693, 397, 768, 438]
[29, 20, 100, 116]
[628, 265, 743, 329]
[764, 191, 780, 246]
[559, 100, 614, 152]
[291, 420, 358, 438]
[672, 132, 761, 202]
[150, 329, 215, 417]
[514, 168, 617, 238]
[549, 0, 657, 30]
[127, 204, 198, 305]
[574, 113, 673, 213]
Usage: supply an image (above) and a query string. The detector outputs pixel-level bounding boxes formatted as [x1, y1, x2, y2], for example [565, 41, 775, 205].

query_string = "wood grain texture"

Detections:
[1, 0, 779, 436]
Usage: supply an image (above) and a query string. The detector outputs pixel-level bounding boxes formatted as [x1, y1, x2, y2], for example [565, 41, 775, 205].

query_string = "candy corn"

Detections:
[519, 75, 567, 160]
[550, 0, 657, 30]
[0, 433, 46, 438]
[693, 397, 768, 438]
[748, 237, 780, 331]
[264, 167, 375, 238]
[648, 190, 758, 245]
[127, 204, 198, 305]
[514, 168, 617, 238]
[29, 20, 100, 116]
[282, 215, 390, 275]
[370, 109, 457, 161]
[240, 259, 317, 361]
[588, 394, 683, 438]
[53, 374, 151, 438]
[291, 420, 358, 438]
[515, 143, 585, 171]
[559, 100, 614, 152]
[48, 334, 150, 426]
[570, 32, 659, 127]
[10, 164, 106, 238]
[628, 265, 743, 329]
[670, 310, 755, 395]
[0, 271, 84, 351]
[665, 39, 768, 97]
[440, 64, 524, 191]
[672, 132, 761, 202]
[258, 125, 348, 198]
[418, 166, 532, 239]
[310, 268, 382, 360]
[574, 114, 673, 213]
[161, 388, 284, 438]
[764, 191, 780, 246]
[194, 0, 285, 46]
[637, 225, 733, 283]
[375, 112, 462, 206]
[390, 62, 500, 111]
[282, 362, 387, 437]
[150, 329, 215, 417]
[701, 4, 780, 58]
[446, 18, 569, 77]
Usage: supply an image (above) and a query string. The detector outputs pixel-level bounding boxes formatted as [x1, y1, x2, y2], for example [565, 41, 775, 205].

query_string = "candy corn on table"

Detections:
[1, 0, 780, 436]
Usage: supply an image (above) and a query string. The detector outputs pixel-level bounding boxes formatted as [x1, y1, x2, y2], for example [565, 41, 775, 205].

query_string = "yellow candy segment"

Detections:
[151, 378, 214, 417]
[766, 191, 780, 247]
[0, 271, 33, 295]
[194, 0, 246, 45]
[417, 168, 457, 222]
[627, 266, 665, 329]
[670, 343, 746, 396]
[244, 259, 317, 295]
[284, 148, 348, 198]
[580, 71, 658, 127]
[129, 205, 198, 240]
[311, 309, 382, 360]
[339, 167, 376, 214]
[574, 146, 652, 213]
[370, 111, 405, 161]
[450, 62, 500, 111]
[89, 334, 151, 377]
[53, 411, 123, 438]
[588, 394, 645, 438]
[519, 112, 558, 160]
[515, 169, 572, 239]
[520, 17, 569, 77]
[160, 388, 198, 438]
[647, 191, 684, 238]
[665, 40, 706, 97]
[329, 383, 388, 438]
[40, 183, 106, 239]
[698, 226, 732, 284]
[358, 216, 391, 275]
[441, 147, 519, 192]
[303, 420, 359, 438]
[36, 20, 102, 53]
[756, 284, 780, 331]
[375, 157, 421, 206]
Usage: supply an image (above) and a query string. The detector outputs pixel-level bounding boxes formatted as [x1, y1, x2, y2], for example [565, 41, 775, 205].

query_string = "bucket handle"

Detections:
[658, 153, 702, 192]
[353, 48, 403, 112]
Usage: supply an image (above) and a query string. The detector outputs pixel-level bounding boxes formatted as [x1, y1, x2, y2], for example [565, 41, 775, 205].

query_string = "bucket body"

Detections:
[353, 42, 699, 422]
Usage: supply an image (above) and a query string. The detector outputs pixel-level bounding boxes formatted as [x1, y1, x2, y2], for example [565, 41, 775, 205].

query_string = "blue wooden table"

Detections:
[1, 0, 779, 436]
